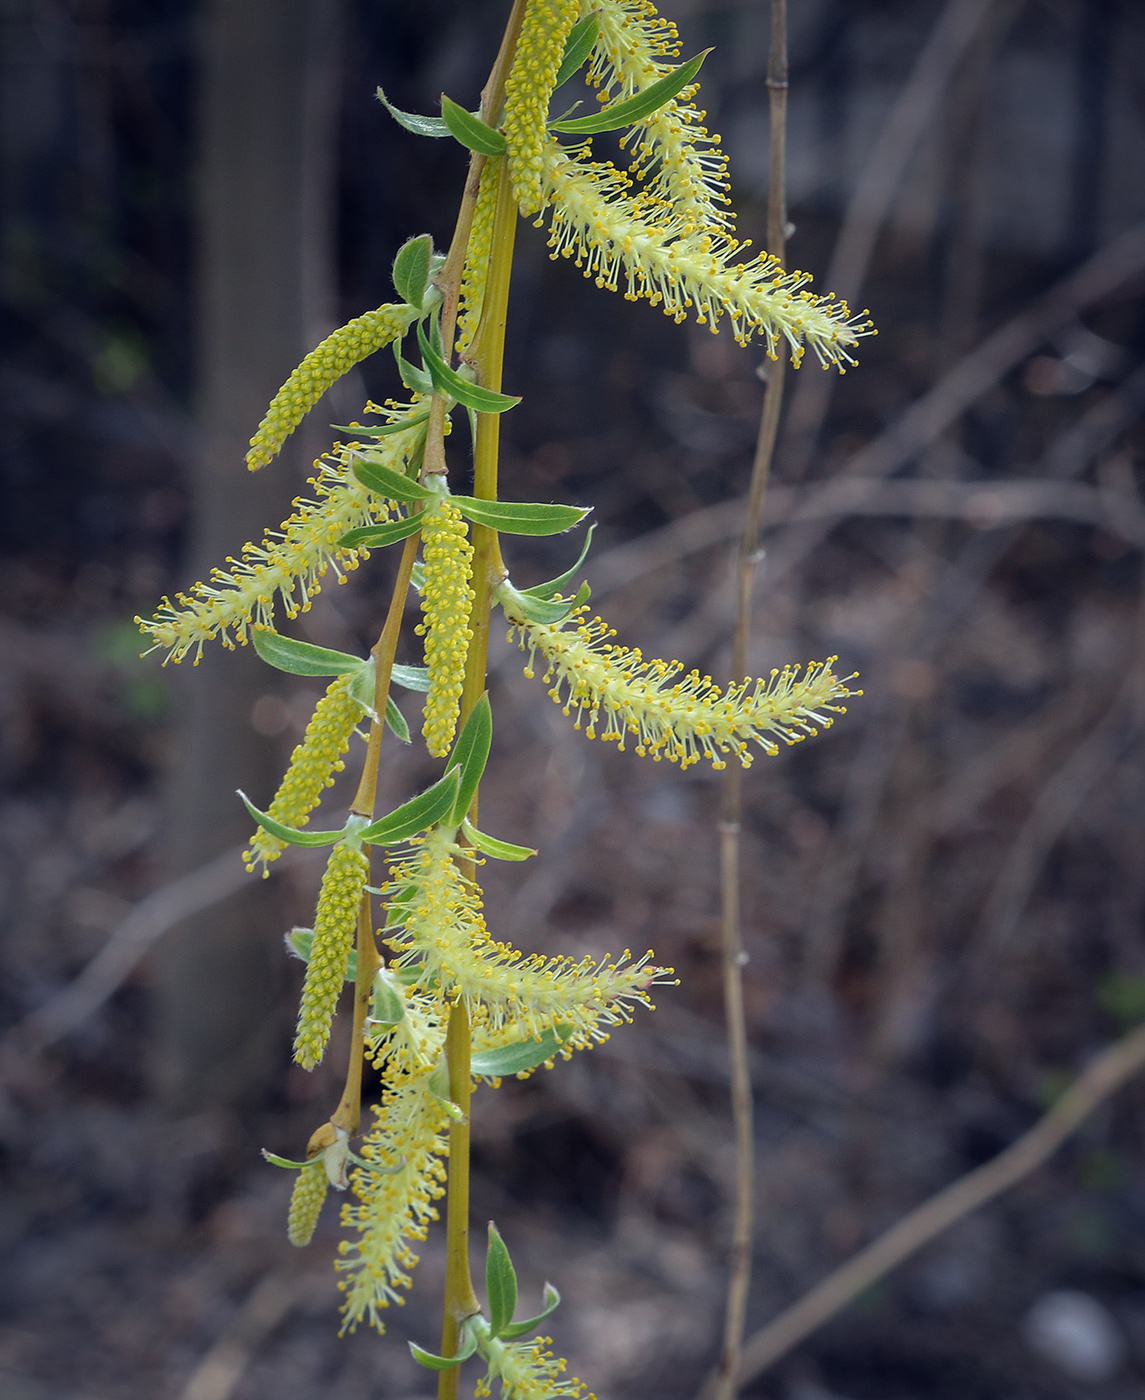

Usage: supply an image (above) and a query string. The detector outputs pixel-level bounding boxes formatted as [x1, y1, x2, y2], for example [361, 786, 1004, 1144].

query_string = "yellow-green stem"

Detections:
[331, 893, 381, 1136]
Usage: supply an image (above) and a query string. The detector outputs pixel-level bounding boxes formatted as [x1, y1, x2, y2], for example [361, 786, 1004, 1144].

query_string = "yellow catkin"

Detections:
[503, 0, 582, 215]
[477, 1336, 591, 1400]
[337, 1071, 450, 1331]
[456, 158, 499, 355]
[416, 498, 475, 757]
[507, 604, 859, 768]
[294, 843, 369, 1070]
[245, 671, 364, 874]
[287, 1163, 329, 1247]
[247, 303, 419, 470]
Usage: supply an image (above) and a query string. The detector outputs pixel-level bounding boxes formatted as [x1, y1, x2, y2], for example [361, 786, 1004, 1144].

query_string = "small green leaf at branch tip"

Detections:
[486, 1223, 518, 1338]
[392, 234, 434, 310]
[338, 515, 423, 550]
[452, 498, 590, 536]
[497, 578, 589, 625]
[352, 454, 434, 502]
[554, 12, 599, 88]
[376, 86, 450, 138]
[462, 819, 536, 862]
[409, 1323, 479, 1370]
[499, 1283, 562, 1340]
[238, 791, 346, 847]
[261, 1149, 319, 1170]
[252, 629, 363, 677]
[447, 694, 492, 825]
[440, 94, 506, 155]
[332, 410, 430, 438]
[471, 1027, 571, 1081]
[416, 322, 521, 413]
[521, 523, 596, 598]
[357, 767, 461, 846]
[550, 50, 712, 134]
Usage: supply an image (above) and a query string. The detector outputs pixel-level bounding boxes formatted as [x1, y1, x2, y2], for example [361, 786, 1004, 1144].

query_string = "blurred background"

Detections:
[3, 0, 1145, 1396]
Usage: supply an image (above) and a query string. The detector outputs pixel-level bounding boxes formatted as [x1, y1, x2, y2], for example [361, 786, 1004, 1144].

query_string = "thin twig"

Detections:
[707, 6, 786, 1399]
[735, 1016, 1145, 1383]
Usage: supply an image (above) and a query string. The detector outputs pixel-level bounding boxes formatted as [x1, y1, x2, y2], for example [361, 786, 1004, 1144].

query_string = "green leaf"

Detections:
[521, 523, 596, 598]
[332, 410, 430, 439]
[385, 694, 411, 744]
[237, 791, 346, 847]
[376, 86, 450, 138]
[554, 13, 599, 88]
[499, 1283, 561, 1340]
[409, 1324, 478, 1370]
[392, 663, 430, 692]
[339, 515, 423, 549]
[410, 562, 426, 593]
[452, 497, 590, 536]
[352, 454, 434, 502]
[252, 630, 362, 677]
[392, 234, 434, 310]
[416, 322, 521, 414]
[346, 659, 377, 717]
[393, 339, 434, 395]
[471, 1027, 570, 1080]
[441, 94, 507, 155]
[261, 1149, 319, 1170]
[462, 819, 536, 862]
[447, 693, 492, 825]
[486, 1223, 518, 1338]
[358, 768, 462, 846]
[498, 578, 589, 625]
[370, 970, 406, 1024]
[551, 50, 711, 134]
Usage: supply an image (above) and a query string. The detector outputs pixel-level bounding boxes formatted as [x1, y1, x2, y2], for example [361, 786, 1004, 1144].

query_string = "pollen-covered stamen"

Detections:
[477, 1334, 591, 1400]
[245, 671, 364, 875]
[247, 302, 419, 471]
[507, 604, 858, 769]
[287, 1163, 328, 1247]
[294, 843, 370, 1070]
[416, 497, 475, 758]
[503, 0, 582, 216]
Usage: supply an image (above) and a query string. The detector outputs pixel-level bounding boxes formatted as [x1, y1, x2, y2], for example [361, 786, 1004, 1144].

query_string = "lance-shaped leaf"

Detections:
[461, 819, 536, 862]
[416, 322, 521, 414]
[554, 12, 599, 88]
[486, 1223, 518, 1338]
[392, 339, 434, 395]
[343, 659, 409, 742]
[392, 234, 434, 310]
[441, 94, 506, 155]
[497, 578, 590, 625]
[339, 514, 423, 549]
[376, 86, 450, 138]
[352, 454, 434, 503]
[370, 969, 406, 1024]
[551, 50, 711, 134]
[252, 630, 362, 677]
[451, 497, 590, 536]
[409, 1323, 479, 1371]
[521, 523, 596, 598]
[471, 1027, 570, 1080]
[237, 791, 347, 847]
[332, 409, 430, 438]
[392, 663, 430, 692]
[261, 1149, 318, 1170]
[447, 693, 492, 825]
[499, 1283, 562, 1341]
[358, 767, 461, 846]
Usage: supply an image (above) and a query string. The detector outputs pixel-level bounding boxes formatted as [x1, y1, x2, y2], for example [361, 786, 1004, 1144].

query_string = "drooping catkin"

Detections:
[416, 499, 475, 757]
[245, 672, 363, 874]
[247, 303, 418, 470]
[288, 1164, 329, 1247]
[503, 0, 581, 215]
[456, 159, 499, 355]
[294, 843, 369, 1069]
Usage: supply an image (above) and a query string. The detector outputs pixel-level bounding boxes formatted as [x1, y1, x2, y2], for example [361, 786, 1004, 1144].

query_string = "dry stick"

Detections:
[708, 8, 787, 1400]
[782, 0, 1001, 482]
[736, 1016, 1145, 1383]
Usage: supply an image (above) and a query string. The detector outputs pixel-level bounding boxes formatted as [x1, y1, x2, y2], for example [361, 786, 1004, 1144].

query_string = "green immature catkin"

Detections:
[416, 499, 475, 757]
[502, 0, 581, 216]
[247, 303, 418, 471]
[294, 843, 370, 1069]
[288, 1163, 329, 1247]
[246, 672, 363, 874]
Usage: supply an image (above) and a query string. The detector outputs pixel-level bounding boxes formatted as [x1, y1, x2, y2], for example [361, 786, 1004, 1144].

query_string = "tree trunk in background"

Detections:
[153, 0, 341, 1113]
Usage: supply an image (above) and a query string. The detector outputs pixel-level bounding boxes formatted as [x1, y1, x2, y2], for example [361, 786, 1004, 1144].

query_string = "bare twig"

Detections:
[177, 1271, 300, 1400]
[735, 1017, 1145, 1384]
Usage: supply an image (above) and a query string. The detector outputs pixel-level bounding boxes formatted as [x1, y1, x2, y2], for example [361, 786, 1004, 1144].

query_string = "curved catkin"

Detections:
[456, 159, 499, 355]
[415, 499, 474, 757]
[294, 844, 369, 1069]
[288, 1163, 329, 1247]
[247, 302, 418, 471]
[246, 672, 363, 874]
[503, 0, 581, 215]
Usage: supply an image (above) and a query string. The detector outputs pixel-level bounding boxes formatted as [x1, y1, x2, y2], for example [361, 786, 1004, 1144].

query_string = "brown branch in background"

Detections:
[734, 1016, 1145, 1384]
[706, 6, 787, 1400]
